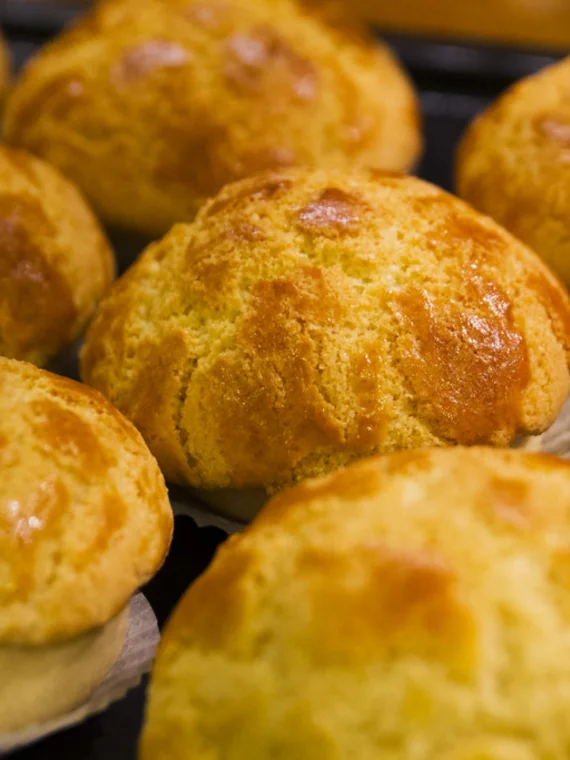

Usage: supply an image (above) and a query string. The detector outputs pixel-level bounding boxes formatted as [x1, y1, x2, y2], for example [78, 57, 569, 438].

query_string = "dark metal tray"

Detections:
[0, 4, 564, 757]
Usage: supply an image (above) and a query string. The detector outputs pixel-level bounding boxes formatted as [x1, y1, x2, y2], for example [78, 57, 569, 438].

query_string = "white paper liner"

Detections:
[0, 592, 158, 755]
[540, 393, 570, 458]
[171, 497, 244, 534]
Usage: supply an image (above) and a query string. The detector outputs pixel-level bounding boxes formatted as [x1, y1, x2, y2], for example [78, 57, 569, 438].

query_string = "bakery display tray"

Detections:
[0, 4, 565, 758]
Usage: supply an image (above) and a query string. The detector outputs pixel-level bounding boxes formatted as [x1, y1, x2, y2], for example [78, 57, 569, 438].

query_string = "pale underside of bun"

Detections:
[0, 606, 128, 734]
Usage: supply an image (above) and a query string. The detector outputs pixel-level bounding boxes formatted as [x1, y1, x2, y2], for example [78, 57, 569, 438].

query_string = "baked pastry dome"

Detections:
[3, 0, 421, 236]
[0, 144, 114, 366]
[140, 446, 570, 760]
[457, 56, 570, 287]
[0, 357, 172, 732]
[81, 168, 570, 494]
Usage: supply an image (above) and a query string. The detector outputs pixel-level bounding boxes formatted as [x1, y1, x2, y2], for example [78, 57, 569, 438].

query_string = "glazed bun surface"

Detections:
[0, 357, 172, 646]
[3, 0, 421, 235]
[0, 145, 114, 366]
[141, 447, 570, 760]
[82, 169, 570, 492]
[458, 57, 570, 287]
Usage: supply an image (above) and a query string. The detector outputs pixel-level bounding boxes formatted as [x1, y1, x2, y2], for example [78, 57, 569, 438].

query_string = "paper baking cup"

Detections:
[540, 393, 570, 457]
[171, 493, 254, 533]
[0, 593, 159, 755]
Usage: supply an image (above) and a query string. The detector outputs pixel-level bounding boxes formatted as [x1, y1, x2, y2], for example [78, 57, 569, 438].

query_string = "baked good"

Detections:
[140, 446, 570, 759]
[3, 0, 421, 236]
[457, 56, 570, 287]
[0, 357, 172, 733]
[0, 144, 114, 366]
[308, 0, 570, 49]
[81, 168, 570, 508]
[0, 31, 9, 106]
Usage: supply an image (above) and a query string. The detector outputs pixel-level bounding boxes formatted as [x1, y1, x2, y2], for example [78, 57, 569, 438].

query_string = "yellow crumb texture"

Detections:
[3, 0, 421, 235]
[458, 56, 570, 287]
[0, 144, 114, 366]
[81, 169, 570, 491]
[0, 357, 173, 646]
[140, 447, 570, 760]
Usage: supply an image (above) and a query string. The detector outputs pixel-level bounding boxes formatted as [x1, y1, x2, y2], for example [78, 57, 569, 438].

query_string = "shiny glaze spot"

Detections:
[394, 275, 530, 443]
[297, 187, 366, 235]
[534, 115, 570, 147]
[0, 477, 70, 601]
[112, 40, 190, 84]
[225, 27, 317, 101]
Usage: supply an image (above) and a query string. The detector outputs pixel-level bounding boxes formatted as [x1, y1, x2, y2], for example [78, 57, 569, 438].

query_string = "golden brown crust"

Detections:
[3, 0, 421, 236]
[82, 169, 570, 491]
[393, 280, 530, 443]
[457, 57, 570, 288]
[140, 447, 570, 760]
[0, 145, 115, 366]
[0, 357, 173, 646]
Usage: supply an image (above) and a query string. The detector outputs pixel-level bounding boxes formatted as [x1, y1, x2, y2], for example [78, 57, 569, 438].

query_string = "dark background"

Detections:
[0, 3, 563, 757]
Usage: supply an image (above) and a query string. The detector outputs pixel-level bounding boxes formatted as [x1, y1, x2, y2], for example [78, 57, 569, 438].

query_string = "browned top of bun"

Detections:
[82, 169, 570, 491]
[0, 358, 172, 645]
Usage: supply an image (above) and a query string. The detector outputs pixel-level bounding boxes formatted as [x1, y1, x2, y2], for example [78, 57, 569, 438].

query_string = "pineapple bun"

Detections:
[3, 0, 421, 236]
[81, 168, 570, 501]
[0, 144, 114, 366]
[141, 446, 570, 760]
[458, 57, 570, 287]
[0, 357, 172, 732]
